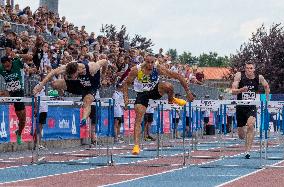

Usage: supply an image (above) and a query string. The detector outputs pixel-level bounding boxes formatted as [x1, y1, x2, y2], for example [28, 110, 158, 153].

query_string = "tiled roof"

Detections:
[200, 67, 231, 80]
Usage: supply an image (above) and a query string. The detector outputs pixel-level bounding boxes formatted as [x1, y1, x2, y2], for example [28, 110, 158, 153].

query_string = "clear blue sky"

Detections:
[15, 0, 284, 56]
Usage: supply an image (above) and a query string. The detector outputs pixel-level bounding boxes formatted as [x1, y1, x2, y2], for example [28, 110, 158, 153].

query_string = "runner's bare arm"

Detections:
[122, 67, 138, 106]
[88, 59, 108, 76]
[158, 64, 194, 101]
[33, 65, 66, 95]
[231, 72, 247, 94]
[259, 75, 270, 100]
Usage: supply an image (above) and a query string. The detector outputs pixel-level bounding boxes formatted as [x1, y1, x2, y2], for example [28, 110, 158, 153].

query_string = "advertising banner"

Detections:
[0, 105, 9, 143]
[43, 106, 80, 140]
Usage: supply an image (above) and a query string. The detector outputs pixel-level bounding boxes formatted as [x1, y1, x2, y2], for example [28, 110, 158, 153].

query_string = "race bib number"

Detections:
[80, 80, 91, 87]
[6, 80, 21, 92]
[142, 83, 155, 91]
[242, 92, 256, 100]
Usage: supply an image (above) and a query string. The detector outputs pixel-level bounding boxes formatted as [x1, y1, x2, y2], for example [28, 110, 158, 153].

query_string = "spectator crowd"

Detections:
[0, 2, 205, 95]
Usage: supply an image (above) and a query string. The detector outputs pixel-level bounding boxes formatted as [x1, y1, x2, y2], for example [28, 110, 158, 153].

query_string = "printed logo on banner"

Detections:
[0, 105, 9, 142]
[97, 108, 112, 137]
[48, 118, 55, 128]
[9, 105, 33, 143]
[43, 107, 80, 140]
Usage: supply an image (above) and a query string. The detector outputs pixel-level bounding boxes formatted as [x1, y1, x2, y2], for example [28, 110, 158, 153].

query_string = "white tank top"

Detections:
[133, 63, 159, 92]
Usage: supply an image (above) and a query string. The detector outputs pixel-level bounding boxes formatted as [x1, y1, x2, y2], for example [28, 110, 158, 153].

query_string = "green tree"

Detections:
[178, 51, 197, 64]
[130, 34, 154, 53]
[230, 23, 284, 93]
[166, 49, 178, 61]
[198, 52, 230, 67]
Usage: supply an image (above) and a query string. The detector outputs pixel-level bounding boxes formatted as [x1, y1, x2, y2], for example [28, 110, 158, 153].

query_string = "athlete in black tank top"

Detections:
[232, 62, 270, 159]
[237, 71, 259, 101]
[33, 60, 108, 128]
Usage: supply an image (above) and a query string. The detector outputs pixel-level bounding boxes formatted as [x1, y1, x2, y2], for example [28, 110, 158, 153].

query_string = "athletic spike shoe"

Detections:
[172, 97, 187, 106]
[245, 153, 250, 159]
[132, 145, 140, 155]
[15, 130, 22, 145]
[144, 136, 156, 141]
[80, 119, 87, 127]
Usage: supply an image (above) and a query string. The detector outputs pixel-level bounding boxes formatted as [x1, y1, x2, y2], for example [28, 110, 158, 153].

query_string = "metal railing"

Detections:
[0, 76, 226, 99]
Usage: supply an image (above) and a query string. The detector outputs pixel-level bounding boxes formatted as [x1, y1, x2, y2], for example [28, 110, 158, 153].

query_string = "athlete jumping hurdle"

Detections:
[33, 59, 108, 127]
[122, 54, 195, 155]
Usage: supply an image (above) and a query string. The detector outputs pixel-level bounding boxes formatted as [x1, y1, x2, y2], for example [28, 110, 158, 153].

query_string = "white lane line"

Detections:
[0, 141, 272, 185]
[99, 167, 187, 187]
[216, 159, 284, 187]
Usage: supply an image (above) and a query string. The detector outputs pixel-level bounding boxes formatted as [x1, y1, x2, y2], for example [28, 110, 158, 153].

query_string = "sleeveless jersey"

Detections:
[78, 62, 100, 91]
[133, 63, 159, 92]
[0, 58, 24, 92]
[237, 71, 259, 100]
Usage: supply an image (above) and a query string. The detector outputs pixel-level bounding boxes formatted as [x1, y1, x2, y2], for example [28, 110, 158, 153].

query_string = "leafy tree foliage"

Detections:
[166, 49, 178, 61]
[198, 52, 230, 67]
[230, 24, 284, 93]
[100, 24, 153, 52]
[178, 51, 198, 64]
[130, 34, 154, 53]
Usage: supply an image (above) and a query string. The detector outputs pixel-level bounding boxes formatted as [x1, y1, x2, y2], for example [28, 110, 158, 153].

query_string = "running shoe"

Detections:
[132, 144, 140, 155]
[172, 97, 187, 106]
[144, 136, 156, 141]
[245, 153, 250, 159]
[15, 130, 22, 145]
[39, 145, 48, 150]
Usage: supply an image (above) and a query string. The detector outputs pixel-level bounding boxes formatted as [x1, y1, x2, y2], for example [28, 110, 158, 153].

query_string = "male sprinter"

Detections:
[33, 59, 108, 126]
[232, 61, 270, 159]
[123, 54, 194, 155]
[0, 56, 26, 144]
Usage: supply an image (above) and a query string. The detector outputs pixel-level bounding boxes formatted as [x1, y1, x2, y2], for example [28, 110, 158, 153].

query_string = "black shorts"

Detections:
[227, 116, 234, 125]
[65, 79, 97, 99]
[135, 84, 162, 107]
[186, 116, 192, 127]
[172, 118, 180, 125]
[90, 105, 97, 124]
[39, 112, 47, 124]
[9, 90, 25, 111]
[204, 117, 209, 124]
[144, 113, 154, 123]
[236, 105, 256, 127]
[114, 116, 124, 124]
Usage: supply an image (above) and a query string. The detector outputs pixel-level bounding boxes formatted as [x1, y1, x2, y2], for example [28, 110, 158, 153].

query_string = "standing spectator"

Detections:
[88, 32, 96, 45]
[195, 68, 205, 85]
[39, 42, 51, 74]
[34, 76, 48, 150]
[112, 83, 125, 143]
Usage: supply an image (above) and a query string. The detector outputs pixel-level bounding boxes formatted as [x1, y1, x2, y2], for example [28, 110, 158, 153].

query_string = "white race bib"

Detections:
[6, 80, 21, 92]
[242, 92, 256, 100]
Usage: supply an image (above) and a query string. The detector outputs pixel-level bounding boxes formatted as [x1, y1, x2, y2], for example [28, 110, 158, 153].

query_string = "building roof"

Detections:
[200, 67, 231, 80]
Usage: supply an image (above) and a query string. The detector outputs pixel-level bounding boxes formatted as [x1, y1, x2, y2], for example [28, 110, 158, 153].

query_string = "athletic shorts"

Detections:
[135, 84, 162, 107]
[227, 116, 234, 125]
[114, 116, 124, 124]
[144, 113, 154, 123]
[65, 79, 97, 98]
[9, 90, 25, 111]
[186, 116, 192, 127]
[39, 112, 47, 124]
[204, 117, 209, 124]
[65, 79, 98, 123]
[172, 118, 180, 125]
[236, 105, 256, 127]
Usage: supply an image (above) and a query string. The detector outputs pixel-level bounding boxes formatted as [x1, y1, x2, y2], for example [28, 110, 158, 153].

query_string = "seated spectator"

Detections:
[195, 68, 205, 85]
